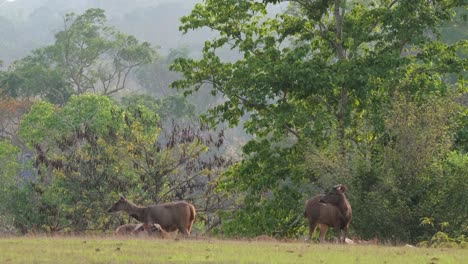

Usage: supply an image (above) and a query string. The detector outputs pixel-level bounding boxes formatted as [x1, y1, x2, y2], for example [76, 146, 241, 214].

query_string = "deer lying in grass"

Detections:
[114, 223, 145, 236]
[114, 223, 169, 238]
[108, 196, 196, 237]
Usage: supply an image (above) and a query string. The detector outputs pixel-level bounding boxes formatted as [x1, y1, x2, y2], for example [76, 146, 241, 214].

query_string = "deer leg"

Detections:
[178, 225, 190, 238]
[307, 220, 318, 241]
[333, 224, 342, 244]
[146, 221, 154, 235]
[153, 224, 161, 232]
[132, 223, 145, 234]
[318, 224, 328, 243]
[153, 224, 169, 239]
[342, 226, 349, 244]
[186, 220, 194, 235]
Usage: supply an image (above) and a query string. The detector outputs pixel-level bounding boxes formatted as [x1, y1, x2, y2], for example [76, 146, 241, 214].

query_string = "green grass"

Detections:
[0, 236, 466, 264]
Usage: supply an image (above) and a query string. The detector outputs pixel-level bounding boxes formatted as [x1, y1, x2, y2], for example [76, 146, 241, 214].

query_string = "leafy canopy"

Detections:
[1, 8, 157, 105]
[172, 0, 467, 238]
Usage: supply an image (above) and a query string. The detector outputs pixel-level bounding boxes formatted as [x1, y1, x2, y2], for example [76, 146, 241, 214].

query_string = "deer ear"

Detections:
[337, 185, 347, 193]
[119, 195, 126, 200]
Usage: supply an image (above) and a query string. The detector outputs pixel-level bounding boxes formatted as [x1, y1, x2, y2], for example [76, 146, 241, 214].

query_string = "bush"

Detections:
[417, 232, 468, 249]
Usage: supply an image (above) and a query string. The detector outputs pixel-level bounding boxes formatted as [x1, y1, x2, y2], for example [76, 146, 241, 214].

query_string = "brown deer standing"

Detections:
[108, 196, 196, 237]
[303, 194, 333, 242]
[304, 184, 352, 243]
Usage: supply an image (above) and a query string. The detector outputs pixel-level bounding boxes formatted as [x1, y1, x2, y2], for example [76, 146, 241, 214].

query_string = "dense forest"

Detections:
[0, 0, 467, 245]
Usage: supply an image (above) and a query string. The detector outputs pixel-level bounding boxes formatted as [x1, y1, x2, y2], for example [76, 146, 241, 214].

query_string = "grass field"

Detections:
[0, 236, 466, 264]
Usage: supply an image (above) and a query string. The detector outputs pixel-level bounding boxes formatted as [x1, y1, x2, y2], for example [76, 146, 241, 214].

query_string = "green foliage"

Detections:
[63, 94, 120, 136]
[440, 7, 468, 44]
[173, 0, 467, 241]
[135, 46, 190, 97]
[216, 139, 311, 237]
[0, 140, 21, 230]
[53, 9, 156, 95]
[419, 218, 468, 248]
[10, 94, 230, 233]
[0, 140, 45, 233]
[0, 50, 73, 104]
[0, 140, 21, 188]
[1, 0, 466, 243]
[0, 8, 156, 104]
[454, 101, 468, 152]
[19, 101, 63, 146]
[17, 95, 129, 232]
[120, 94, 196, 121]
[428, 151, 468, 237]
[350, 96, 464, 242]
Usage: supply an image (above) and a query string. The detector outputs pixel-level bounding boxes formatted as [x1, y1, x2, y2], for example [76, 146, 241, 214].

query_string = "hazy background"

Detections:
[0, 0, 215, 65]
[0, 0, 256, 157]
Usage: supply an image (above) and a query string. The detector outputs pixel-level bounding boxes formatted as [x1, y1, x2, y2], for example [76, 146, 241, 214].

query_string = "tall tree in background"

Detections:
[0, 8, 157, 180]
[172, 0, 467, 239]
[136, 47, 191, 97]
[0, 81, 32, 150]
[1, 8, 156, 105]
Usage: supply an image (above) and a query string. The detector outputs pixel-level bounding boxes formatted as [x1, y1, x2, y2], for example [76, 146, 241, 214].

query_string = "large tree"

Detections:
[172, 0, 467, 239]
[1, 8, 156, 105]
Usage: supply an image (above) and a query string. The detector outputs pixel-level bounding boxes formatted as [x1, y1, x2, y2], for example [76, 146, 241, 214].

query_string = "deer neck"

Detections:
[338, 196, 351, 215]
[125, 203, 145, 218]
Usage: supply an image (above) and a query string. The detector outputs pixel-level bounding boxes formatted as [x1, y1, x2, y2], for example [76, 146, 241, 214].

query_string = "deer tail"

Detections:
[190, 205, 196, 222]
